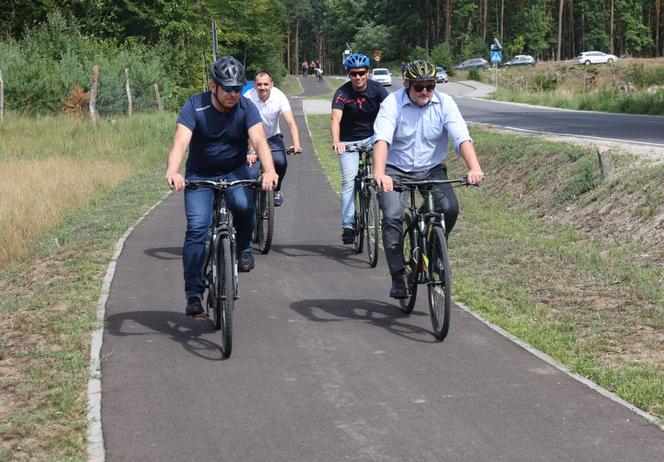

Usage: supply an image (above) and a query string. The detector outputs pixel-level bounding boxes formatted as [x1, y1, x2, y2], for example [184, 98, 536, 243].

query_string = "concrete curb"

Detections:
[87, 192, 171, 462]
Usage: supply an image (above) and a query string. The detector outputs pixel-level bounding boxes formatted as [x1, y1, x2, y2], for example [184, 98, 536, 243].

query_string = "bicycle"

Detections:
[186, 177, 261, 358]
[347, 145, 380, 267]
[253, 147, 296, 254]
[393, 178, 471, 341]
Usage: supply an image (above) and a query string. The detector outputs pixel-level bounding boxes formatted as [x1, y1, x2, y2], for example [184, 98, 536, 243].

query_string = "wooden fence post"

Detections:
[89, 65, 99, 126]
[153, 83, 164, 112]
[125, 68, 132, 117]
[0, 70, 4, 123]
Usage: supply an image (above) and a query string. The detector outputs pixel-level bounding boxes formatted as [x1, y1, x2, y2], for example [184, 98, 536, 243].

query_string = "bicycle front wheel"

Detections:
[427, 226, 451, 340]
[365, 185, 380, 267]
[399, 215, 418, 314]
[353, 184, 365, 254]
[218, 235, 234, 358]
[255, 189, 274, 254]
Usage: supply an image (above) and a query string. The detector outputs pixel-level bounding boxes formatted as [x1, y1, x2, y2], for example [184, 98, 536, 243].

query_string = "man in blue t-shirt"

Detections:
[165, 56, 278, 317]
[331, 53, 388, 244]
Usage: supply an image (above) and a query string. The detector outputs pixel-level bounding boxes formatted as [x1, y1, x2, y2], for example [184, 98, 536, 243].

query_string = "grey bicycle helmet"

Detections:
[210, 56, 247, 86]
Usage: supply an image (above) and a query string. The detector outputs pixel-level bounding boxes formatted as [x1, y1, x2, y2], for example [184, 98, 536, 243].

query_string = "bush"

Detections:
[431, 43, 455, 76]
[467, 68, 482, 82]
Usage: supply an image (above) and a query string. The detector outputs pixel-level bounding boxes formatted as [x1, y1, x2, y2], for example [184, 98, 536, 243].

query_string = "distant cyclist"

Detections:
[372, 60, 484, 299]
[330, 53, 388, 244]
[165, 56, 278, 317]
[244, 71, 302, 206]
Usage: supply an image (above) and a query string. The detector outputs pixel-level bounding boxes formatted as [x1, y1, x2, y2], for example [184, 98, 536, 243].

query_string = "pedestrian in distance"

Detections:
[165, 56, 278, 316]
[244, 70, 303, 207]
[302, 61, 309, 77]
[330, 53, 388, 244]
[372, 59, 485, 298]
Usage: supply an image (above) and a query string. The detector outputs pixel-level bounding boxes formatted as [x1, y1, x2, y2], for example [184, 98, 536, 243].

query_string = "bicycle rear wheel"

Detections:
[365, 185, 380, 267]
[255, 189, 274, 254]
[399, 215, 418, 314]
[427, 226, 451, 340]
[218, 235, 234, 358]
[353, 184, 364, 254]
[207, 238, 221, 329]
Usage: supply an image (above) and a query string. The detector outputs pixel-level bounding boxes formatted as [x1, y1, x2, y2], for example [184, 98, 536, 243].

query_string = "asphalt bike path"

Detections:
[100, 76, 664, 461]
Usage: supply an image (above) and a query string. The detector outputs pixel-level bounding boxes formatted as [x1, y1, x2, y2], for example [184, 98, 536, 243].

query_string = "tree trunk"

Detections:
[287, 30, 291, 74]
[656, 0, 661, 56]
[500, 0, 505, 41]
[294, 17, 300, 75]
[610, 0, 614, 55]
[444, 0, 452, 42]
[435, 0, 440, 45]
[125, 68, 132, 117]
[557, 0, 564, 60]
[568, 0, 575, 58]
[483, 0, 488, 43]
[90, 65, 99, 126]
[0, 70, 4, 123]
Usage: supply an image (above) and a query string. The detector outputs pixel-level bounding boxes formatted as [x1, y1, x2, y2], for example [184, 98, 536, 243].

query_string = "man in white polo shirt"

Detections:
[244, 71, 302, 206]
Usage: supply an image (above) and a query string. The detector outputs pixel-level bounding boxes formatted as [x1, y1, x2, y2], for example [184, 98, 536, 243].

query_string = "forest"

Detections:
[0, 0, 662, 114]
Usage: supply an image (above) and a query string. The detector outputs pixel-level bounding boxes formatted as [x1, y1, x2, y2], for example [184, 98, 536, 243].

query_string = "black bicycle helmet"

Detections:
[210, 56, 247, 86]
[403, 60, 437, 81]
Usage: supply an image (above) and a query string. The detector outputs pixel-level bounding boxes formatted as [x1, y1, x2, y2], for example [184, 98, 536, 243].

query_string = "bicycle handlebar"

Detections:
[270, 147, 299, 155]
[185, 178, 262, 190]
[392, 178, 472, 192]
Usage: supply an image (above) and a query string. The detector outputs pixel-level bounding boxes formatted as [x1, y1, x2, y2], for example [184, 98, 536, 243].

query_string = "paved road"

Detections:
[100, 76, 664, 461]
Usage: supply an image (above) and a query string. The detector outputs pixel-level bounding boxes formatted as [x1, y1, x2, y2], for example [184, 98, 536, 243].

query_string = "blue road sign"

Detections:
[490, 51, 502, 63]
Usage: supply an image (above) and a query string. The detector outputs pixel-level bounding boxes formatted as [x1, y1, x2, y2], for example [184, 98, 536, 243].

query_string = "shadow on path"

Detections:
[144, 246, 182, 260]
[106, 310, 226, 361]
[270, 243, 375, 269]
[290, 298, 440, 343]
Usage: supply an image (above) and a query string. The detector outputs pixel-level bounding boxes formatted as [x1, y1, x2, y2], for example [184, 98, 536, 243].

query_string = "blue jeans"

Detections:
[183, 164, 255, 301]
[248, 134, 288, 191]
[378, 164, 459, 275]
[338, 135, 373, 229]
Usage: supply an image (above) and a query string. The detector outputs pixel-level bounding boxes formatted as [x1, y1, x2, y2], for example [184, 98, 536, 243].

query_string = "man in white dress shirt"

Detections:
[244, 71, 302, 206]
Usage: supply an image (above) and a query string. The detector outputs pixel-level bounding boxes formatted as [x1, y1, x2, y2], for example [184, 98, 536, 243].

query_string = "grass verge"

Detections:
[0, 113, 173, 460]
[305, 113, 664, 422]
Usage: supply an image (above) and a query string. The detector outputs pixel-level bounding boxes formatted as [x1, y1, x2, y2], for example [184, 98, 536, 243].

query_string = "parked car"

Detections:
[435, 66, 449, 83]
[576, 51, 618, 65]
[453, 58, 488, 71]
[501, 55, 536, 67]
[370, 68, 392, 86]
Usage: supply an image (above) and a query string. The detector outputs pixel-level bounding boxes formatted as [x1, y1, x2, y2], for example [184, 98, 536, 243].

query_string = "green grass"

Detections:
[305, 113, 664, 423]
[0, 114, 172, 460]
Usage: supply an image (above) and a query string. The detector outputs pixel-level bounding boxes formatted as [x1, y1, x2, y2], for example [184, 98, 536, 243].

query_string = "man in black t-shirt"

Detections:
[331, 53, 388, 244]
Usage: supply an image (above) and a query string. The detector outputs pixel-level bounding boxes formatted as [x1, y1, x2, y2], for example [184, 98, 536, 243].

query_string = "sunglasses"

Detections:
[220, 84, 243, 93]
[348, 70, 367, 77]
[412, 84, 436, 92]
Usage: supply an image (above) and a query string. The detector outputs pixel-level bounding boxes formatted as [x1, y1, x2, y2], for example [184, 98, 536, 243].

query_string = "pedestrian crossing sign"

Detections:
[490, 51, 502, 63]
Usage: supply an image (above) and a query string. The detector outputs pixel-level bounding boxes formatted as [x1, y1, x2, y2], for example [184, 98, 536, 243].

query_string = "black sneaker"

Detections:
[389, 276, 409, 299]
[185, 298, 205, 316]
[274, 191, 284, 207]
[238, 251, 255, 272]
[342, 227, 354, 244]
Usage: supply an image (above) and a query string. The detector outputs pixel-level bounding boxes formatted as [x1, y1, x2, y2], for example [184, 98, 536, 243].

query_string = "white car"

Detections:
[370, 68, 392, 86]
[576, 51, 618, 65]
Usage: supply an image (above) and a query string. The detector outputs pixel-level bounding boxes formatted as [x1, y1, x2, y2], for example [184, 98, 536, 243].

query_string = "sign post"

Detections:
[490, 38, 502, 89]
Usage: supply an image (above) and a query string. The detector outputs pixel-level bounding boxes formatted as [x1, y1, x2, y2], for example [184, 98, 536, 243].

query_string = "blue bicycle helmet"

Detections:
[344, 53, 370, 70]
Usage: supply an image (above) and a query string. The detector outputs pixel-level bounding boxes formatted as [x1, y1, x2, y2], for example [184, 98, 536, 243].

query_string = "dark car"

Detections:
[453, 58, 488, 71]
[502, 55, 536, 67]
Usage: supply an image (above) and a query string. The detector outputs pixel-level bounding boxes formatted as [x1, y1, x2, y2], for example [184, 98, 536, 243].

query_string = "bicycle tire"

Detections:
[427, 226, 451, 340]
[399, 215, 418, 314]
[207, 238, 221, 329]
[255, 189, 274, 254]
[219, 235, 234, 358]
[366, 185, 380, 267]
[353, 184, 364, 253]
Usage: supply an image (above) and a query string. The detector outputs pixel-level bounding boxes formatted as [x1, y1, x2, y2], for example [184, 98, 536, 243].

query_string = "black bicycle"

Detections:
[394, 178, 470, 341]
[253, 147, 296, 254]
[348, 145, 380, 267]
[186, 178, 260, 358]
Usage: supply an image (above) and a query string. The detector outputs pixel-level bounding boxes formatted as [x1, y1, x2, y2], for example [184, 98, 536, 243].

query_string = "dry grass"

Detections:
[0, 157, 131, 265]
